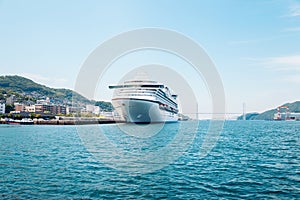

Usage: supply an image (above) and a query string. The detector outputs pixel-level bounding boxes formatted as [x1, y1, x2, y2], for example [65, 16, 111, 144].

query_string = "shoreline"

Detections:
[0, 119, 125, 125]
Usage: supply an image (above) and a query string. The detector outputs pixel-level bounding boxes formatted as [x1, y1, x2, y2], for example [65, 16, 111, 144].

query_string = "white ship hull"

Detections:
[112, 98, 178, 123]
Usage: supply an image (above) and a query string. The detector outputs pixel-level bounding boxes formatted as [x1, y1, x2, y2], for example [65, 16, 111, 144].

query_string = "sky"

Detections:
[1, 0, 300, 116]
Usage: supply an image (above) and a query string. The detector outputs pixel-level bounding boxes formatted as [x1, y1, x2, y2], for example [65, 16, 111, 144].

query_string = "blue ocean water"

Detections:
[0, 121, 299, 199]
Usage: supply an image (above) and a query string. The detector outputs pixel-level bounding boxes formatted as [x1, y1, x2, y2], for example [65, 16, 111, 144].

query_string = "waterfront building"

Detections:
[0, 103, 5, 114]
[25, 105, 36, 113]
[99, 111, 114, 119]
[34, 104, 45, 113]
[93, 106, 100, 115]
[67, 106, 82, 114]
[14, 103, 26, 112]
[274, 112, 300, 120]
[85, 105, 94, 113]
[53, 105, 66, 115]
[86, 105, 101, 115]
[35, 104, 66, 115]
[289, 113, 300, 120]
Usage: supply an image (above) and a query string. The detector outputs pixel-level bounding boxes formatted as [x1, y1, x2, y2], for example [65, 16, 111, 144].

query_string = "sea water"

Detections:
[0, 121, 299, 199]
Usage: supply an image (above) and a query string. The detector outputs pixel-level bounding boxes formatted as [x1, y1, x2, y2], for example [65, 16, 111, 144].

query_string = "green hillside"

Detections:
[237, 113, 259, 120]
[0, 75, 90, 105]
[0, 75, 113, 111]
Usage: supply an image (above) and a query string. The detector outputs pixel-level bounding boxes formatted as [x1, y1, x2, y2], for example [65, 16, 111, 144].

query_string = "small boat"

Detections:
[7, 118, 34, 125]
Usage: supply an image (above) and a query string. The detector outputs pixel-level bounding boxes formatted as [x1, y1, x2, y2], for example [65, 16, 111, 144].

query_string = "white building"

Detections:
[66, 106, 70, 115]
[0, 103, 5, 114]
[86, 105, 94, 113]
[85, 105, 100, 115]
[274, 112, 300, 120]
[93, 106, 100, 115]
[289, 113, 300, 120]
[25, 105, 36, 113]
[36, 99, 47, 105]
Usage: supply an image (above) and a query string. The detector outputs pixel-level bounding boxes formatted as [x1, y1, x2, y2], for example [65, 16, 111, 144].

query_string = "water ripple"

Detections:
[0, 121, 299, 199]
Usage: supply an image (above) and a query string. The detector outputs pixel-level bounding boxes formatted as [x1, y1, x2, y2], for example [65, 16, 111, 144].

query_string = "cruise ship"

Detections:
[109, 80, 179, 123]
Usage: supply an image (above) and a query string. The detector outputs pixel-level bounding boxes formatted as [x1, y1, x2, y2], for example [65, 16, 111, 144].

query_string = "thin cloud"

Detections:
[246, 54, 300, 71]
[249, 53, 300, 85]
[283, 74, 300, 84]
[20, 73, 50, 83]
[228, 35, 287, 46]
[18, 73, 69, 88]
[228, 39, 259, 45]
[263, 54, 300, 71]
[283, 27, 300, 32]
[280, 1, 300, 18]
[288, 2, 300, 17]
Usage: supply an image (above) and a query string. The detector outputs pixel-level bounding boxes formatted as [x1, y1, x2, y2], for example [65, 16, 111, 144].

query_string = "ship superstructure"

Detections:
[109, 80, 178, 123]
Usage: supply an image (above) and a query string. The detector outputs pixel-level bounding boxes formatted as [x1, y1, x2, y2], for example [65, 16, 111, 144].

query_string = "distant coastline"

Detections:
[0, 117, 122, 125]
[237, 101, 300, 121]
[0, 75, 114, 123]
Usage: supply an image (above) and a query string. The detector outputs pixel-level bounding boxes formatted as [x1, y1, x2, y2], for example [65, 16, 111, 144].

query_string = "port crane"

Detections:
[276, 106, 289, 120]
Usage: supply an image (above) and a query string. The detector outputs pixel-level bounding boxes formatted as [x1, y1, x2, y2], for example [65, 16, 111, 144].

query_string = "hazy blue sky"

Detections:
[1, 0, 300, 115]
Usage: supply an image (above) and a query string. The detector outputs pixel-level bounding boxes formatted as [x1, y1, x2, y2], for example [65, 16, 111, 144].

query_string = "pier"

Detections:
[0, 118, 124, 125]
